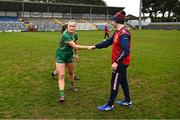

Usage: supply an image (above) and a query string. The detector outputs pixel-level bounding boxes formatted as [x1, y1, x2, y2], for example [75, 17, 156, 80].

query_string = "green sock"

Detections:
[59, 90, 64, 97]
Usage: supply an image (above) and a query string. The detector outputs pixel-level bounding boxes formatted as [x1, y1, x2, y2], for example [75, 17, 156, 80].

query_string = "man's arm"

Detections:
[95, 36, 113, 49]
[115, 34, 130, 63]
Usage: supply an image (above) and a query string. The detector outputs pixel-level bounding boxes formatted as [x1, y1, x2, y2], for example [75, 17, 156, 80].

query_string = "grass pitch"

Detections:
[0, 30, 180, 119]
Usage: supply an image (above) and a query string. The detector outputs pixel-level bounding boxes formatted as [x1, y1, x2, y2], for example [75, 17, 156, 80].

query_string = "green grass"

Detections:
[0, 30, 180, 119]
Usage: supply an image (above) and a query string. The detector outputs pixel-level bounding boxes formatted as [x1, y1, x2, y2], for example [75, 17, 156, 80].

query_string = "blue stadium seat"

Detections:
[0, 16, 19, 22]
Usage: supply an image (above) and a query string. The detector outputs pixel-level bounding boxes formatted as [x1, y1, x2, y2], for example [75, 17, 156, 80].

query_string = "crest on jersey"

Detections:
[114, 35, 119, 42]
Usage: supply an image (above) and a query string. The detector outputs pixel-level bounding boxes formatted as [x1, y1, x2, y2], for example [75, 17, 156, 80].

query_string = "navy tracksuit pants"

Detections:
[107, 64, 131, 106]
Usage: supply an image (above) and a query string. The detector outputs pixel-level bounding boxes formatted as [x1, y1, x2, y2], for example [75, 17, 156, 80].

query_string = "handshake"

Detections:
[87, 46, 96, 50]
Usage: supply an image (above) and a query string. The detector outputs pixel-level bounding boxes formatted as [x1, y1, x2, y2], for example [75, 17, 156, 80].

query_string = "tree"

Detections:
[142, 0, 180, 22]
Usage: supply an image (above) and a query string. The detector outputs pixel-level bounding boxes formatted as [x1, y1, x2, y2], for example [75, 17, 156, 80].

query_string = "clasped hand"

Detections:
[88, 46, 96, 50]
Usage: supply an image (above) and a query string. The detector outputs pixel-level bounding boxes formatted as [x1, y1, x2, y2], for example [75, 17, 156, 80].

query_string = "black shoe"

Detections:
[71, 86, 79, 92]
[58, 96, 64, 102]
[51, 72, 57, 80]
[74, 75, 80, 80]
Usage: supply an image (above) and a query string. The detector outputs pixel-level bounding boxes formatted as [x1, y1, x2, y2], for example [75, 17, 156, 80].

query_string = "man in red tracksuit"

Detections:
[91, 10, 132, 111]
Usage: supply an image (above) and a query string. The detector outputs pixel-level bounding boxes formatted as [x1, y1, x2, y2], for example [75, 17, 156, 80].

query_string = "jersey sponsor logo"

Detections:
[114, 35, 119, 42]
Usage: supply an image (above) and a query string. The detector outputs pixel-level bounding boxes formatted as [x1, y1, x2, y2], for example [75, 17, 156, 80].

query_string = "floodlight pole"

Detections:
[47, 6, 49, 19]
[22, 2, 24, 18]
[139, 0, 142, 29]
[70, 7, 72, 19]
[47, 5, 49, 31]
[106, 8, 109, 21]
[90, 7, 92, 23]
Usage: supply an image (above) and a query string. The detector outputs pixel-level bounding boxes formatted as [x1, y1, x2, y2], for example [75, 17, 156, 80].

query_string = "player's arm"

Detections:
[95, 35, 113, 49]
[74, 41, 79, 62]
[74, 34, 78, 54]
[115, 34, 130, 63]
[108, 28, 110, 33]
[67, 41, 89, 50]
[74, 33, 79, 52]
[74, 41, 78, 55]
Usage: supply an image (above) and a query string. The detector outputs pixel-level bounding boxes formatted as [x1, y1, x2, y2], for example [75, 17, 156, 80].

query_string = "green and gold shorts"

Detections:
[56, 49, 74, 63]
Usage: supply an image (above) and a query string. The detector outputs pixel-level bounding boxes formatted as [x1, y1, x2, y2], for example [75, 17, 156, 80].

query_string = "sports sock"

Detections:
[59, 90, 64, 97]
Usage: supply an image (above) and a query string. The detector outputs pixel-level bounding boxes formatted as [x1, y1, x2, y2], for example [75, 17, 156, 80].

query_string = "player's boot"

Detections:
[74, 75, 80, 80]
[58, 96, 64, 102]
[116, 100, 132, 106]
[71, 86, 78, 92]
[51, 72, 57, 80]
[97, 103, 114, 111]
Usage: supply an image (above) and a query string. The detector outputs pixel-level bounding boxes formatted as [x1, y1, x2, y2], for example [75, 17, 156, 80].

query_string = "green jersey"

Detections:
[59, 30, 78, 52]
[55, 30, 78, 63]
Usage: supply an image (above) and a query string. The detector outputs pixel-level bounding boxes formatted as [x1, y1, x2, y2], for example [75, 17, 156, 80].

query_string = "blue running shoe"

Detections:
[116, 100, 132, 106]
[97, 103, 114, 111]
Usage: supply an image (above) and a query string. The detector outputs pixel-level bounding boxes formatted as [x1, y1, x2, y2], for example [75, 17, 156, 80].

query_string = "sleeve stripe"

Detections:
[116, 52, 124, 62]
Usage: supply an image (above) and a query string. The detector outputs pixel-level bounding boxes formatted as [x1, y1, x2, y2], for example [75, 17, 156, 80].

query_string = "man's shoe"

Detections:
[58, 96, 64, 102]
[97, 103, 114, 111]
[74, 75, 80, 80]
[71, 86, 78, 92]
[51, 72, 57, 80]
[116, 100, 132, 106]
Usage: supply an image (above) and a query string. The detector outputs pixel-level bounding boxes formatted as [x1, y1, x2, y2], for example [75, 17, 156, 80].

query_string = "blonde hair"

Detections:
[68, 20, 76, 25]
